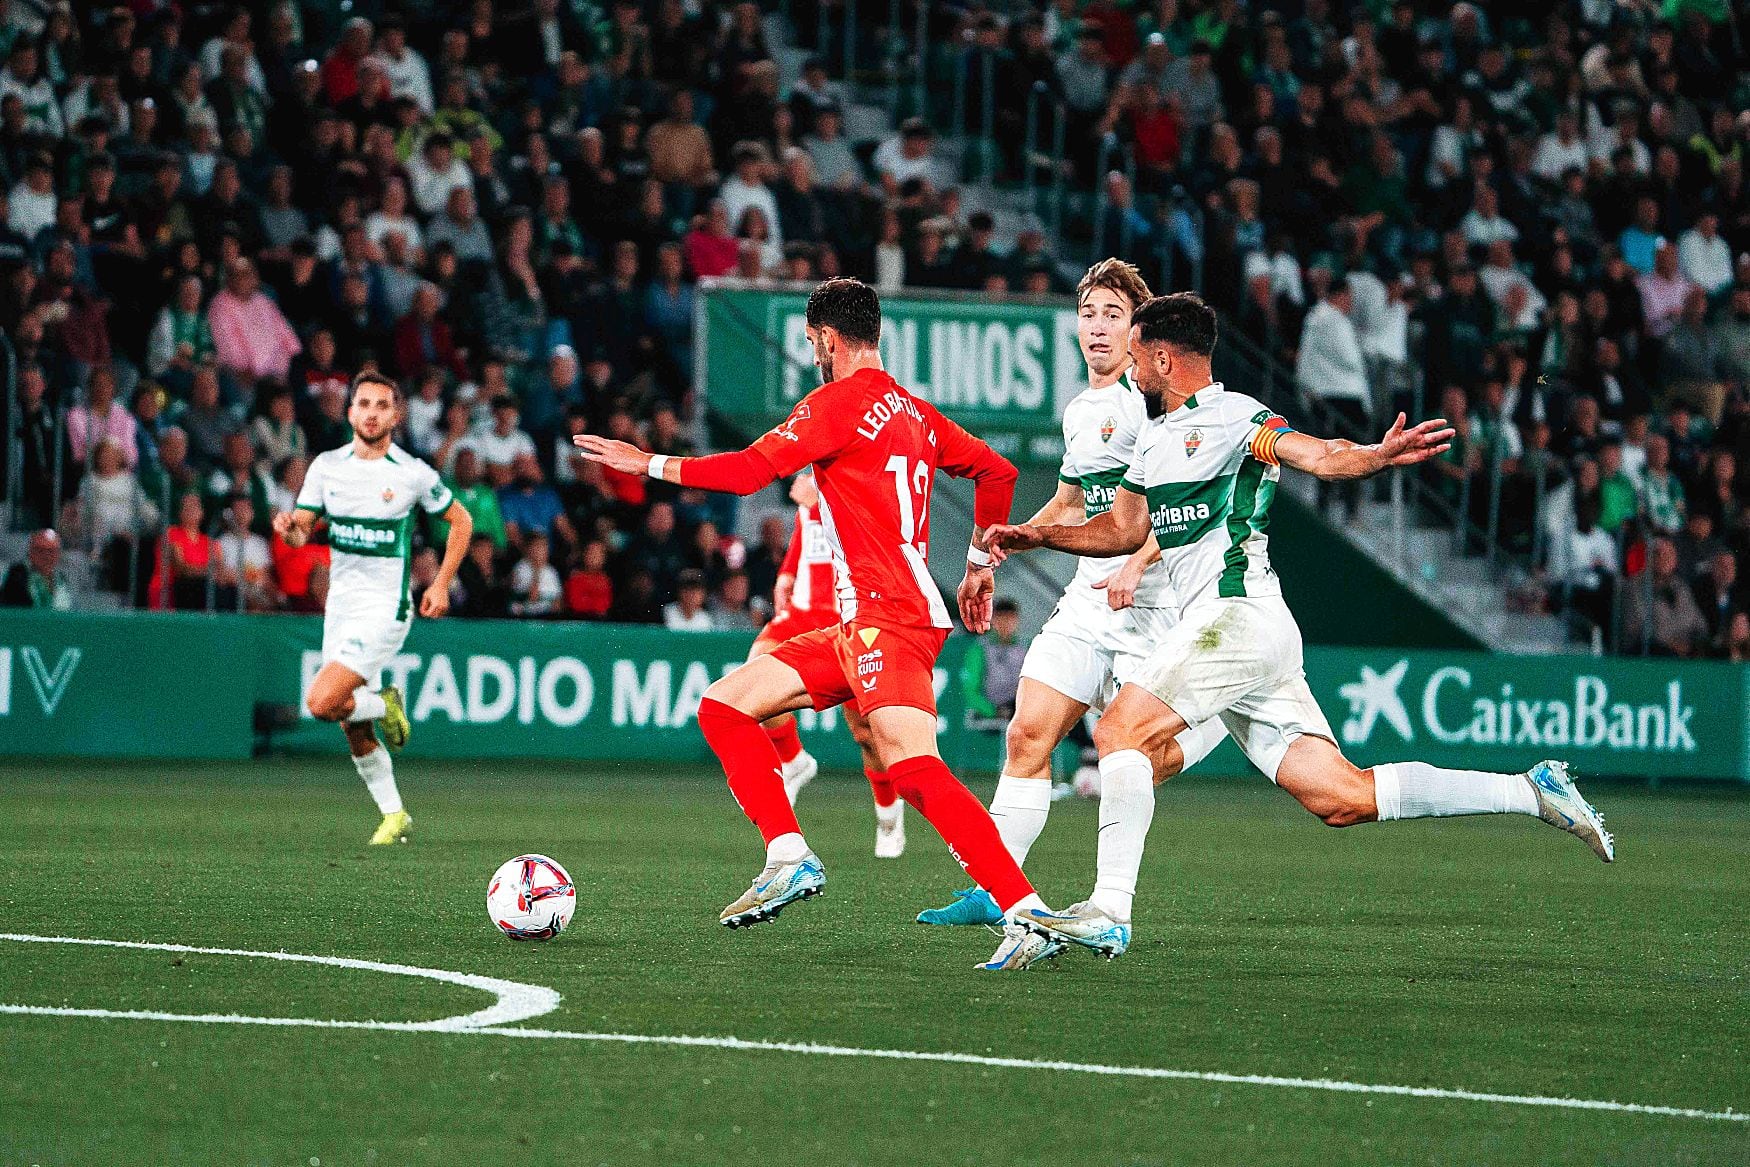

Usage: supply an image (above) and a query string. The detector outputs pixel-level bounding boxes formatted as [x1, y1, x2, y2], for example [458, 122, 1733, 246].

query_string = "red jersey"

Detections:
[778, 501, 839, 620]
[743, 367, 1017, 630]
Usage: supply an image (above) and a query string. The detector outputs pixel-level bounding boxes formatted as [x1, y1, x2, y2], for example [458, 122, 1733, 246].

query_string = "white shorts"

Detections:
[1021, 585, 1177, 709]
[322, 609, 412, 688]
[1129, 593, 1334, 781]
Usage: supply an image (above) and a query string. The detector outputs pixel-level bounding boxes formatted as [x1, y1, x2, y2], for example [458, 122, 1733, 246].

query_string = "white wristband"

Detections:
[966, 544, 994, 568]
[647, 454, 670, 480]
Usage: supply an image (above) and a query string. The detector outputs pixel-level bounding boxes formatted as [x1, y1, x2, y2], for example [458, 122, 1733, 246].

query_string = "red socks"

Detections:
[887, 756, 1034, 912]
[698, 698, 800, 845]
[866, 768, 896, 808]
[763, 716, 804, 765]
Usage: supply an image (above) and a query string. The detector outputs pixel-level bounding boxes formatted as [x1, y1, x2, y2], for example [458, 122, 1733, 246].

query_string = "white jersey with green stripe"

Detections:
[1056, 372, 1173, 608]
[296, 444, 453, 622]
[1121, 382, 1291, 606]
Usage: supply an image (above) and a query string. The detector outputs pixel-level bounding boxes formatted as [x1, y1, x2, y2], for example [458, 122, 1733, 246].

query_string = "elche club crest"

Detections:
[1184, 428, 1204, 458]
[382, 488, 395, 502]
[1099, 416, 1116, 444]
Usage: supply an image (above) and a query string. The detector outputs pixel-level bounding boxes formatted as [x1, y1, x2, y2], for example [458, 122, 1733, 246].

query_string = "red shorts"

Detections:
[769, 621, 949, 715]
[754, 606, 839, 649]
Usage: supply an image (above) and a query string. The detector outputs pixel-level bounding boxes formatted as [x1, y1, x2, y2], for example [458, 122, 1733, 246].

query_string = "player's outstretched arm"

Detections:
[987, 483, 1152, 563]
[422, 500, 473, 618]
[1027, 478, 1087, 526]
[1275, 413, 1454, 481]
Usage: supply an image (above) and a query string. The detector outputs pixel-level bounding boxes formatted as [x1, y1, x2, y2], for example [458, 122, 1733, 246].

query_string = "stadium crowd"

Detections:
[0, 0, 1747, 657]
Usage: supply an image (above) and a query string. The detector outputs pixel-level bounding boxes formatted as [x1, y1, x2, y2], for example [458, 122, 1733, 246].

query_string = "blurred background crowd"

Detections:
[0, 0, 1745, 657]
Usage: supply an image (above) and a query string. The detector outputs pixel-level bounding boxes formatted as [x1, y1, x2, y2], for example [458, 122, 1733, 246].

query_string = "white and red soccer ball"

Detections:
[486, 854, 576, 941]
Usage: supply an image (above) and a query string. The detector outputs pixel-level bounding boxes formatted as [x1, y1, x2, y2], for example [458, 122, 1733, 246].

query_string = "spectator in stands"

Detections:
[1622, 538, 1709, 657]
[873, 118, 945, 199]
[1596, 442, 1639, 535]
[565, 539, 614, 619]
[710, 569, 760, 631]
[426, 185, 493, 265]
[150, 491, 220, 611]
[961, 598, 1026, 727]
[472, 396, 538, 487]
[1679, 213, 1733, 300]
[215, 494, 272, 612]
[146, 275, 215, 391]
[209, 258, 301, 393]
[509, 530, 563, 617]
[248, 385, 307, 472]
[1694, 551, 1744, 656]
[682, 199, 739, 279]
[457, 533, 509, 618]
[0, 528, 70, 610]
[393, 283, 467, 383]
[623, 501, 688, 602]
[1639, 434, 1686, 538]
[499, 452, 574, 555]
[1296, 278, 1370, 520]
[663, 567, 713, 631]
[1560, 499, 1618, 636]
[68, 365, 137, 470]
[177, 366, 241, 470]
[1639, 240, 1696, 344]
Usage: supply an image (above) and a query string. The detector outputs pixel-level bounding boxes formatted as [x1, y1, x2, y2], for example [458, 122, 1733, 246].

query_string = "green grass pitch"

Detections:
[0, 757, 1745, 1166]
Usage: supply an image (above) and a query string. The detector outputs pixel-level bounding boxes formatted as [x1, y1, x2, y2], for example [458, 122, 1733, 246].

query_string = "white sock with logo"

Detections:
[1373, 762, 1537, 820]
[1172, 718, 1227, 774]
[347, 687, 386, 723]
[353, 746, 403, 815]
[1089, 750, 1154, 922]
[876, 799, 904, 831]
[766, 832, 810, 864]
[988, 773, 1051, 865]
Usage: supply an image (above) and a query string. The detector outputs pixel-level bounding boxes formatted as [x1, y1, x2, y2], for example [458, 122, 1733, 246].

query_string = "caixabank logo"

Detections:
[0, 646, 82, 716]
[1336, 658, 1699, 754]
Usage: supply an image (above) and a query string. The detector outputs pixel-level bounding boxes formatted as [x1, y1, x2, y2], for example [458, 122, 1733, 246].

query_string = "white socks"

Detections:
[1373, 761, 1538, 821]
[1005, 892, 1047, 920]
[1090, 750, 1154, 922]
[347, 686, 386, 723]
[876, 799, 904, 831]
[1173, 718, 1227, 774]
[353, 746, 403, 815]
[988, 773, 1052, 865]
[766, 831, 810, 864]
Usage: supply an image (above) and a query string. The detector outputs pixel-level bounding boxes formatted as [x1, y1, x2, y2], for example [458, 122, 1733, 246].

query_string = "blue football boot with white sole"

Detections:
[1525, 760, 1615, 862]
[1016, 901, 1131, 959]
[720, 854, 826, 928]
[916, 886, 1002, 926]
[976, 923, 1066, 971]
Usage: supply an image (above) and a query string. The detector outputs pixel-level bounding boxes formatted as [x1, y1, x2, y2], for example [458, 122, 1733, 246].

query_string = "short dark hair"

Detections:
[349, 370, 402, 404]
[805, 278, 881, 345]
[1132, 293, 1218, 358]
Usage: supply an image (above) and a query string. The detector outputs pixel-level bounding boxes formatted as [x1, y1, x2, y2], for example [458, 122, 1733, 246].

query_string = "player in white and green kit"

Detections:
[274, 372, 474, 845]
[989, 293, 1614, 964]
[916, 261, 1226, 968]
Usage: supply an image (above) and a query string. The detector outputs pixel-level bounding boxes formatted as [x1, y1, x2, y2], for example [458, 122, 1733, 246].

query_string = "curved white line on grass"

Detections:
[2, 935, 1742, 1125]
[0, 933, 560, 1030]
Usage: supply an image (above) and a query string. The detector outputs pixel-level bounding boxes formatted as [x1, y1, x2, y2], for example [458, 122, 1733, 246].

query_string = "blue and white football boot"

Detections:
[1525, 760, 1615, 862]
[1015, 901, 1132, 959]
[915, 886, 1002, 926]
[719, 854, 827, 928]
[976, 923, 1066, 971]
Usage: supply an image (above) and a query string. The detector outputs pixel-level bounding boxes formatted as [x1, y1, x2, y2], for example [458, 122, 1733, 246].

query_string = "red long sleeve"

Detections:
[926, 404, 1019, 528]
[779, 513, 803, 576]
[676, 447, 783, 495]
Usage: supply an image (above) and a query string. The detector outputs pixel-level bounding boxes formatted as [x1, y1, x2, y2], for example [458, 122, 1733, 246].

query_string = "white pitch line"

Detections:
[2, 934, 1743, 1125]
[0, 933, 559, 1030]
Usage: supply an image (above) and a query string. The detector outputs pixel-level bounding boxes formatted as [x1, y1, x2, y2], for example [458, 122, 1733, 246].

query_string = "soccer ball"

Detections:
[486, 854, 576, 941]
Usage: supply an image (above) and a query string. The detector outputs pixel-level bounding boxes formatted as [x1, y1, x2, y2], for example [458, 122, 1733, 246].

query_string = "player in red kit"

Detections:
[751, 471, 907, 859]
[575, 278, 1061, 970]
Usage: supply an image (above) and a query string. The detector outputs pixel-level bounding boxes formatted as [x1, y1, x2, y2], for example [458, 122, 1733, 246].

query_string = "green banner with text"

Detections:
[698, 284, 1085, 464]
[0, 611, 1744, 782]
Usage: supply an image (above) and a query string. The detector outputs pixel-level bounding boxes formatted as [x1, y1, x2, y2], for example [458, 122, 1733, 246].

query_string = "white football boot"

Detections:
[976, 922, 1066, 971]
[1525, 760, 1615, 862]
[874, 801, 906, 859]
[719, 853, 827, 928]
[1016, 900, 1132, 959]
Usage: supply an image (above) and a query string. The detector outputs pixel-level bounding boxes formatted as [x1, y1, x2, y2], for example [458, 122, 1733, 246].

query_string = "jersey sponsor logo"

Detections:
[856, 647, 884, 690]
[857, 627, 880, 647]
[327, 518, 405, 556]
[1150, 501, 1211, 534]
[854, 390, 928, 441]
[1184, 428, 1204, 458]
[1099, 416, 1116, 443]
[1079, 467, 1127, 517]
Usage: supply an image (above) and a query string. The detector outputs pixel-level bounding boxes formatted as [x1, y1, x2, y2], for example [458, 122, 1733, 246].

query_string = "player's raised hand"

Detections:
[1376, 413, 1454, 467]
[272, 510, 305, 547]
[983, 523, 1044, 565]
[571, 433, 653, 477]
[957, 566, 994, 633]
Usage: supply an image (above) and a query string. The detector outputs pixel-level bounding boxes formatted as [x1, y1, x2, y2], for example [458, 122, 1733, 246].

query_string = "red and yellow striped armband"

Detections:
[1249, 415, 1294, 465]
